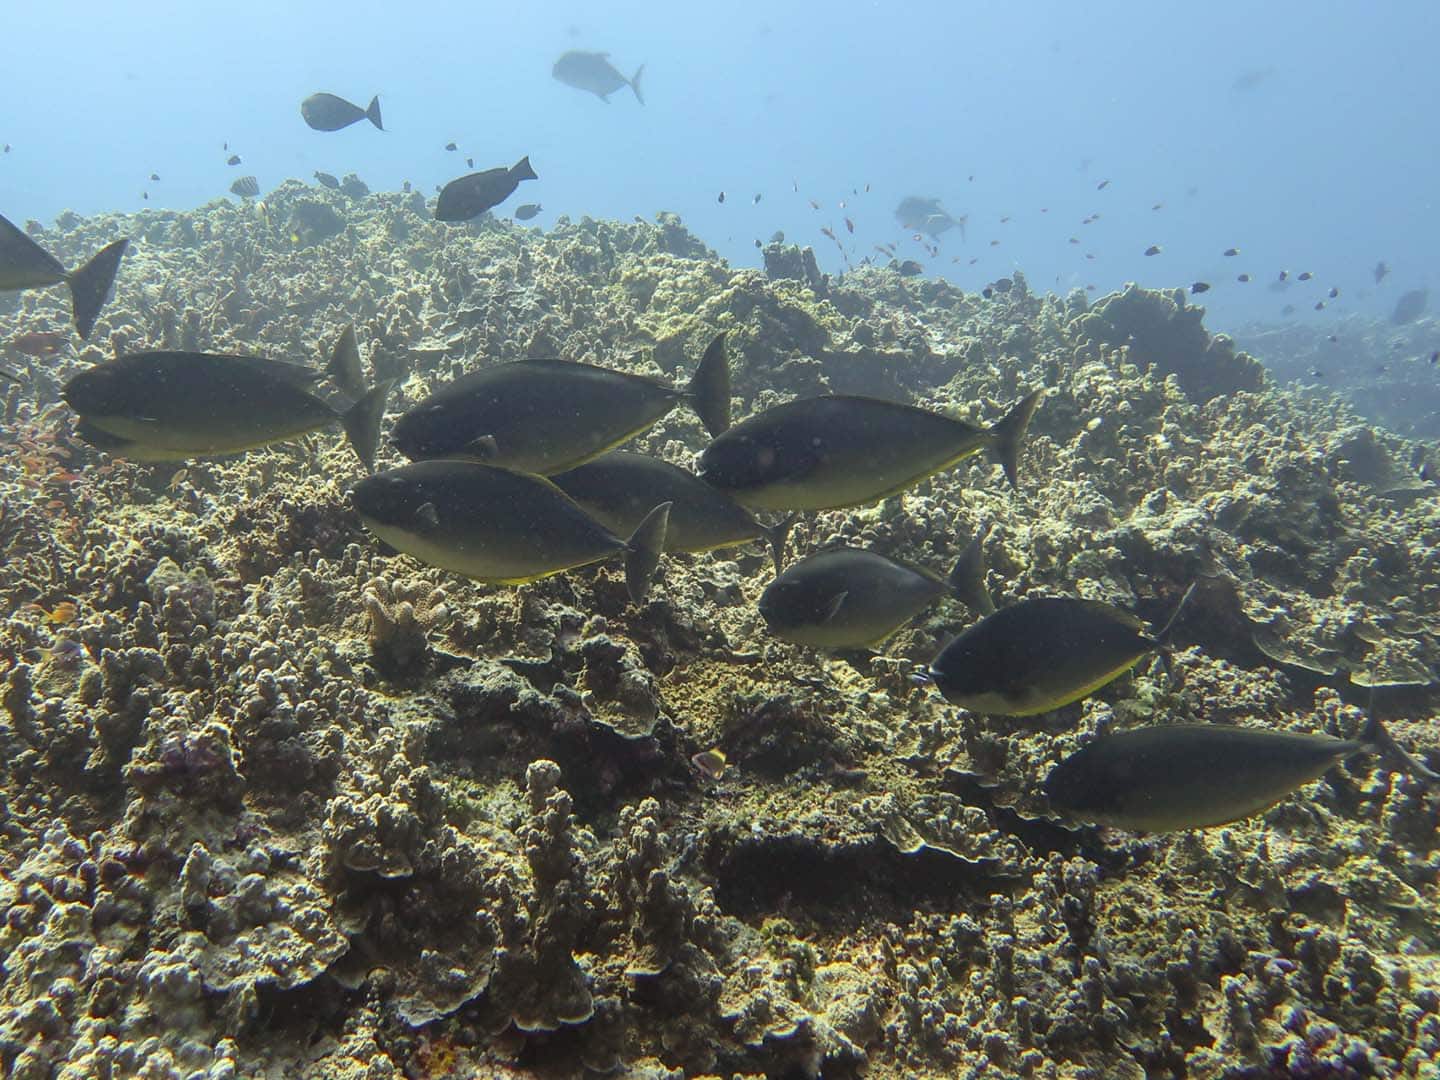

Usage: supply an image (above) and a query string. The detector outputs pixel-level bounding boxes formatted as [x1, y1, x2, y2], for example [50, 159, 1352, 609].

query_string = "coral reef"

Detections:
[1, 183, 1439, 1077]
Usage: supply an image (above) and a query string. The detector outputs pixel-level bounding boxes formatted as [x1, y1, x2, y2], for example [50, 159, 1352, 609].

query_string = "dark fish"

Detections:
[229, 175, 259, 198]
[923, 586, 1193, 716]
[1430, 351, 1439, 365]
[895, 196, 965, 240]
[466, 157, 474, 168]
[63, 327, 390, 470]
[844, 217, 854, 234]
[1278, 270, 1288, 281]
[759, 539, 992, 649]
[1328, 286, 1339, 298]
[435, 156, 537, 222]
[149, 173, 161, 181]
[1143, 245, 1161, 256]
[392, 332, 730, 474]
[753, 193, 762, 205]
[300, 93, 383, 132]
[1373, 261, 1389, 284]
[552, 450, 792, 571]
[351, 460, 670, 601]
[227, 154, 242, 166]
[1043, 717, 1436, 832]
[1393, 289, 1428, 325]
[698, 390, 1040, 512]
[1190, 282, 1210, 294]
[0, 213, 128, 340]
[314, 171, 340, 189]
[1309, 368, 1324, 377]
[552, 50, 645, 104]
[445, 142, 458, 151]
[1314, 301, 1325, 311]
[2, 145, 9, 153]
[717, 191, 725, 204]
[514, 203, 542, 220]
[1238, 273, 1251, 283]
[1297, 271, 1312, 281]
[9, 330, 65, 357]
[1096, 179, 1110, 190]
[1223, 247, 1239, 256]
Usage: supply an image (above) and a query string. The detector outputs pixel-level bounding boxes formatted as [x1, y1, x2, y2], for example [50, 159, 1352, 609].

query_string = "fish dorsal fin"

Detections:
[415, 502, 440, 530]
[1072, 598, 1149, 636]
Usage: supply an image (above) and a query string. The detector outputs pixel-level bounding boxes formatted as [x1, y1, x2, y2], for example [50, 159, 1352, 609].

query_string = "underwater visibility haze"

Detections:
[2, 1, 1440, 1077]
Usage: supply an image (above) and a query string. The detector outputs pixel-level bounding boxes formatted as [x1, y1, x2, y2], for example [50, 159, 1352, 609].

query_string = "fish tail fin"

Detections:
[1361, 712, 1440, 786]
[624, 501, 672, 603]
[66, 238, 128, 340]
[341, 380, 393, 473]
[513, 155, 538, 182]
[326, 324, 367, 399]
[761, 513, 796, 575]
[631, 64, 646, 105]
[987, 388, 1042, 489]
[686, 331, 731, 437]
[947, 524, 995, 614]
[366, 95, 383, 130]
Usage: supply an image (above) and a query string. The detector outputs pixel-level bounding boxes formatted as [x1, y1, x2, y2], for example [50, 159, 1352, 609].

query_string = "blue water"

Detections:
[4, 1, 1435, 329]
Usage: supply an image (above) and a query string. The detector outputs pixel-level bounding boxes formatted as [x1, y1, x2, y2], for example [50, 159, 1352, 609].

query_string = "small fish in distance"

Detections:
[1143, 245, 1161, 256]
[514, 203, 542, 221]
[314, 171, 340, 189]
[552, 50, 645, 104]
[229, 176, 259, 198]
[301, 92, 383, 132]
[1191, 282, 1210, 294]
[1223, 247, 1239, 256]
[226, 154, 241, 166]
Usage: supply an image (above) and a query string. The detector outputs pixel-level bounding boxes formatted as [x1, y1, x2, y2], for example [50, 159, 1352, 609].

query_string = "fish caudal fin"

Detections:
[512, 155, 538, 182]
[66, 238, 128, 340]
[630, 64, 646, 105]
[948, 525, 995, 615]
[1155, 581, 1198, 643]
[624, 501, 672, 603]
[341, 381, 393, 473]
[1362, 713, 1440, 786]
[762, 513, 796, 576]
[365, 95, 383, 131]
[326, 324, 366, 399]
[988, 389, 1042, 489]
[687, 331, 731, 437]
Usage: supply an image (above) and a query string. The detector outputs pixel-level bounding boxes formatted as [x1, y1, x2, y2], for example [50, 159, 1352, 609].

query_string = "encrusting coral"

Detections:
[0, 183, 1438, 1077]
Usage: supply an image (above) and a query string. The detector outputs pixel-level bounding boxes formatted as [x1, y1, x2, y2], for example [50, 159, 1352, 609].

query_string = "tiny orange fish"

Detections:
[24, 600, 78, 625]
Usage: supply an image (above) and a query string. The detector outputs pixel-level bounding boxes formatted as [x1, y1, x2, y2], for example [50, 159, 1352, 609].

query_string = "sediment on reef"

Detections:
[1, 186, 1439, 1078]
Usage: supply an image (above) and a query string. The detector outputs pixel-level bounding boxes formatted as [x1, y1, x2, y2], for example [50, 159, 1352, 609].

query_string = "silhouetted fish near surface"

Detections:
[922, 584, 1193, 716]
[229, 176, 259, 198]
[226, 154, 241, 166]
[435, 157, 537, 222]
[1143, 245, 1162, 256]
[1392, 289, 1428, 324]
[63, 326, 390, 470]
[351, 460, 670, 602]
[552, 450, 792, 570]
[1223, 247, 1239, 256]
[301, 93, 383, 132]
[514, 203, 542, 221]
[314, 171, 339, 189]
[1043, 717, 1437, 832]
[698, 390, 1041, 512]
[392, 332, 730, 474]
[0, 213, 128, 340]
[1190, 282, 1210, 294]
[759, 539, 993, 649]
[1373, 260, 1389, 284]
[553, 50, 645, 104]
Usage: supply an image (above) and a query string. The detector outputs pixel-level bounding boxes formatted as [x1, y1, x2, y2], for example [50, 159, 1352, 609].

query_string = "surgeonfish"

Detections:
[552, 50, 645, 105]
[301, 93, 383, 132]
[62, 326, 389, 470]
[391, 332, 730, 474]
[551, 450, 791, 571]
[350, 460, 671, 602]
[435, 157, 537, 222]
[697, 390, 1040, 512]
[758, 537, 993, 649]
[1043, 717, 1438, 832]
[0, 212, 128, 340]
[922, 584, 1194, 716]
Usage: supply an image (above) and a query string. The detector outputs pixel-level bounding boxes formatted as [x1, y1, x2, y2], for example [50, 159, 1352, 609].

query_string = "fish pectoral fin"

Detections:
[415, 502, 440, 530]
[822, 591, 849, 623]
[463, 434, 499, 459]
